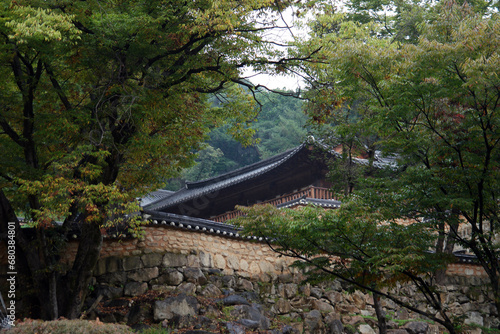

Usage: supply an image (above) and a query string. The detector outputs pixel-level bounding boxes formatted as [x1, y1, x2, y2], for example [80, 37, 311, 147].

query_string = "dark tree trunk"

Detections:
[0, 190, 105, 320]
[49, 271, 59, 319]
[373, 293, 387, 334]
[435, 219, 458, 284]
[62, 221, 103, 319]
[0, 190, 49, 318]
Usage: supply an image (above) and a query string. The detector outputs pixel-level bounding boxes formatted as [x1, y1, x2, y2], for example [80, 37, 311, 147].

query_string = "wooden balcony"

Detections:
[212, 186, 337, 223]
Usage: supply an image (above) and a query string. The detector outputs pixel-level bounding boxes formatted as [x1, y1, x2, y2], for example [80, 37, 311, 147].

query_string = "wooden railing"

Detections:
[212, 186, 337, 223]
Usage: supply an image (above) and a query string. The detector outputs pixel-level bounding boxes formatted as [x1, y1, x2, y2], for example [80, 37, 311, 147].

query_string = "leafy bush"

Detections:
[135, 325, 171, 334]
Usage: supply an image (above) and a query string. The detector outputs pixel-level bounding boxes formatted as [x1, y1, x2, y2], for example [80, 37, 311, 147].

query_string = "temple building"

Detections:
[140, 140, 395, 233]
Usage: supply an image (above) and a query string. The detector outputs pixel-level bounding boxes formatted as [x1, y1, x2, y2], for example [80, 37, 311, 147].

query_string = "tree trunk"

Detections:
[435, 219, 459, 284]
[63, 221, 103, 319]
[0, 189, 105, 320]
[373, 293, 387, 334]
[49, 272, 59, 320]
[0, 190, 49, 318]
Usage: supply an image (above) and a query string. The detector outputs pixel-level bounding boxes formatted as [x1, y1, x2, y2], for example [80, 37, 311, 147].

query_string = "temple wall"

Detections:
[0, 226, 296, 279]
[83, 226, 296, 278]
[91, 226, 485, 278]
[0, 225, 488, 278]
[0, 225, 497, 327]
[446, 263, 487, 277]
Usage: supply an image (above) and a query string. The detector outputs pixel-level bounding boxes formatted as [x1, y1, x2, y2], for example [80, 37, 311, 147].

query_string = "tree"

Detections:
[276, 0, 500, 324]
[0, 0, 307, 319]
[234, 203, 456, 334]
[182, 144, 225, 182]
[359, 3, 500, 316]
[253, 90, 308, 159]
[168, 90, 307, 186]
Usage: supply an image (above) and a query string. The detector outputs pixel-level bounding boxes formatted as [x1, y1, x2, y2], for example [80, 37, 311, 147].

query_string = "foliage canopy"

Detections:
[237, 0, 500, 331]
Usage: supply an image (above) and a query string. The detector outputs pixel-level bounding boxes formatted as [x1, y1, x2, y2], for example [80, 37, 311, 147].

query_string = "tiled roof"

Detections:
[143, 140, 397, 213]
[140, 189, 175, 207]
[313, 140, 398, 169]
[277, 197, 342, 209]
[142, 210, 256, 239]
[143, 145, 305, 212]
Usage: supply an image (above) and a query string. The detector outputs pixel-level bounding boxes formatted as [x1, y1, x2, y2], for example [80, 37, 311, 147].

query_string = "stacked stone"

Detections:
[90, 250, 496, 332]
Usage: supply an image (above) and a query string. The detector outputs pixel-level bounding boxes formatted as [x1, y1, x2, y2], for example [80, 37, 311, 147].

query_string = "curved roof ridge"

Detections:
[144, 144, 309, 211]
[185, 144, 305, 190]
[277, 197, 342, 209]
[140, 189, 176, 207]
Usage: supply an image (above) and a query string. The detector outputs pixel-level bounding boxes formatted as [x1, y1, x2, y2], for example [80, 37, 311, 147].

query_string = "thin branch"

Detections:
[0, 110, 25, 147]
[45, 63, 73, 111]
[194, 80, 227, 94]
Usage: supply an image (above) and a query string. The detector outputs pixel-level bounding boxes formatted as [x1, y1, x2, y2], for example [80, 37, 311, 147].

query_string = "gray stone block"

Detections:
[304, 310, 324, 333]
[224, 294, 251, 306]
[123, 256, 143, 271]
[237, 278, 253, 292]
[98, 285, 124, 300]
[278, 273, 294, 283]
[310, 287, 323, 299]
[201, 284, 223, 297]
[163, 252, 188, 268]
[141, 253, 163, 267]
[464, 311, 484, 326]
[95, 256, 122, 276]
[184, 267, 207, 285]
[199, 251, 213, 268]
[274, 298, 292, 314]
[359, 324, 376, 334]
[127, 267, 159, 282]
[327, 319, 344, 334]
[230, 304, 270, 330]
[96, 271, 127, 285]
[176, 282, 196, 294]
[124, 282, 148, 296]
[284, 283, 298, 299]
[226, 322, 247, 334]
[299, 283, 311, 297]
[282, 325, 301, 334]
[164, 268, 184, 285]
[237, 319, 260, 329]
[387, 330, 409, 334]
[222, 275, 237, 289]
[154, 293, 199, 321]
[187, 254, 201, 267]
[325, 290, 342, 305]
[312, 299, 334, 313]
[404, 322, 430, 334]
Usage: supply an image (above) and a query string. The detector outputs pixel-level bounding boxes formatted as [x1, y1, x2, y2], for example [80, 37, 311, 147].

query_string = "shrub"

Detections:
[6, 319, 133, 334]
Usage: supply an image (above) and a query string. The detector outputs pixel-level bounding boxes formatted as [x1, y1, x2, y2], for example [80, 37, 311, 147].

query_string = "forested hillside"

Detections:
[165, 90, 307, 189]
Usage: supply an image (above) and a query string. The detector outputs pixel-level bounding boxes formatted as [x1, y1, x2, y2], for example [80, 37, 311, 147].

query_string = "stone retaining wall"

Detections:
[0, 225, 497, 330]
[60, 225, 297, 278]
[0, 225, 489, 278]
[89, 249, 497, 331]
